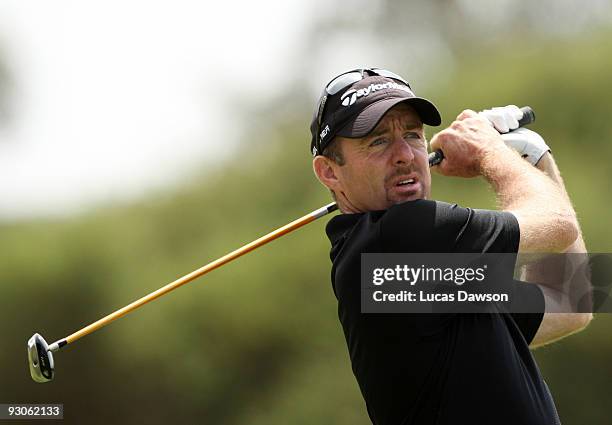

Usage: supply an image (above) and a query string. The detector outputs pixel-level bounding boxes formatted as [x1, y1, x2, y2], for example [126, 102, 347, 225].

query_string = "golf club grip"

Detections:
[428, 106, 535, 167]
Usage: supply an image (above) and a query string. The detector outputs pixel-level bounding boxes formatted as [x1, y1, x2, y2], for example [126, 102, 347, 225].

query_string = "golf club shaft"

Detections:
[48, 202, 339, 352]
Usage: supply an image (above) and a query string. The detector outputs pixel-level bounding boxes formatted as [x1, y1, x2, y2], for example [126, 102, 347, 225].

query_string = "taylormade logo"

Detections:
[340, 89, 358, 106]
[340, 82, 414, 107]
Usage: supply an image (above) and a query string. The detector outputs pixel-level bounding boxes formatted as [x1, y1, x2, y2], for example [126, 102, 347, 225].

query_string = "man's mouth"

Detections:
[389, 174, 421, 198]
[397, 178, 416, 186]
[390, 173, 419, 187]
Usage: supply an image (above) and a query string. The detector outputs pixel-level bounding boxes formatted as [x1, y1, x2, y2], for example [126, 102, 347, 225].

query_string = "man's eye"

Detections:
[370, 138, 387, 147]
[404, 132, 421, 139]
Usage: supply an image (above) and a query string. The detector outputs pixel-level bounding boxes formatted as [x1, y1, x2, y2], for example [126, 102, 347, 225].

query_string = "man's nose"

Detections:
[391, 136, 415, 165]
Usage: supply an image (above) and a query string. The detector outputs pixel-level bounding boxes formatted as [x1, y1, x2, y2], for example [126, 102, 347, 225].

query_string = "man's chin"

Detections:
[388, 189, 425, 205]
[393, 196, 423, 205]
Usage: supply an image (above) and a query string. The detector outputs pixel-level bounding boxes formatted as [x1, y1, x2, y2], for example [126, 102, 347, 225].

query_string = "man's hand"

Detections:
[480, 105, 551, 166]
[429, 109, 514, 178]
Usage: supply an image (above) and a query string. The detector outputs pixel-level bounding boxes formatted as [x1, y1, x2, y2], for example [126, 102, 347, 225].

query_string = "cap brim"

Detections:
[337, 96, 442, 138]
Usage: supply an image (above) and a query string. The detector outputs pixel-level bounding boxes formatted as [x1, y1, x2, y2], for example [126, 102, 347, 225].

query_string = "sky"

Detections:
[0, 1, 317, 220]
[4, 1, 608, 221]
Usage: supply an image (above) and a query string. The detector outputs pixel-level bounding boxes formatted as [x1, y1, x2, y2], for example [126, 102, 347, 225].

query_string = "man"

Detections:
[310, 68, 592, 424]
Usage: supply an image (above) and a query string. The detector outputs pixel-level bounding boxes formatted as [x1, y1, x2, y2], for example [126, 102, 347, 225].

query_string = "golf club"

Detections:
[27, 105, 536, 383]
[28, 202, 339, 383]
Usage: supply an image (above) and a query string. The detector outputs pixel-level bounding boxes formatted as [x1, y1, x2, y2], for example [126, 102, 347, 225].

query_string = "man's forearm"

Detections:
[481, 147, 578, 252]
[536, 153, 574, 205]
[534, 152, 586, 254]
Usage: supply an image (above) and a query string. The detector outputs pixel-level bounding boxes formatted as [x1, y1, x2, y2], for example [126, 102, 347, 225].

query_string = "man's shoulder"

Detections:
[325, 199, 463, 242]
[325, 199, 514, 255]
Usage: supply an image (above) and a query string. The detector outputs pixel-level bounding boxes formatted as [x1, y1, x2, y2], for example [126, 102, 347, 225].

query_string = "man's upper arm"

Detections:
[529, 285, 592, 348]
[379, 202, 590, 347]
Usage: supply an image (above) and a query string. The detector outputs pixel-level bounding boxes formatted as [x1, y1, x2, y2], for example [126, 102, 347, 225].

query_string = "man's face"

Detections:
[329, 103, 431, 212]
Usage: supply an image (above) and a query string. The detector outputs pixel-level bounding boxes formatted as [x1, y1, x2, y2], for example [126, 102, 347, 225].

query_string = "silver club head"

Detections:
[27, 333, 55, 383]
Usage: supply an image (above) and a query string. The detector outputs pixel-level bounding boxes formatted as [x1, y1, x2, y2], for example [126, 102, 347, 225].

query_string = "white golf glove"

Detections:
[479, 105, 522, 133]
[501, 128, 550, 166]
[480, 105, 550, 166]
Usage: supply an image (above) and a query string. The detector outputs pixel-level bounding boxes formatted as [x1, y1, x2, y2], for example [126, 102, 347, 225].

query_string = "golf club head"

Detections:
[27, 333, 55, 383]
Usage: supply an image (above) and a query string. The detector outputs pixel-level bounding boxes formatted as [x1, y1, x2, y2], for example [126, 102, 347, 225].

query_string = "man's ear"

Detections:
[313, 155, 342, 192]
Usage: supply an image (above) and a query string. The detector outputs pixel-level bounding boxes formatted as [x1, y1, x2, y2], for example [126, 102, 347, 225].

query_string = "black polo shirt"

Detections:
[325, 199, 560, 425]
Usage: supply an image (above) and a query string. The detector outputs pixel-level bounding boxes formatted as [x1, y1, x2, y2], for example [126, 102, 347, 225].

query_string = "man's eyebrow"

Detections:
[402, 121, 422, 130]
[369, 126, 389, 138]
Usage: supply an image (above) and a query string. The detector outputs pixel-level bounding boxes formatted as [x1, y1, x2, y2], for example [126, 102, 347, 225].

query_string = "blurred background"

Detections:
[1, 0, 611, 423]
